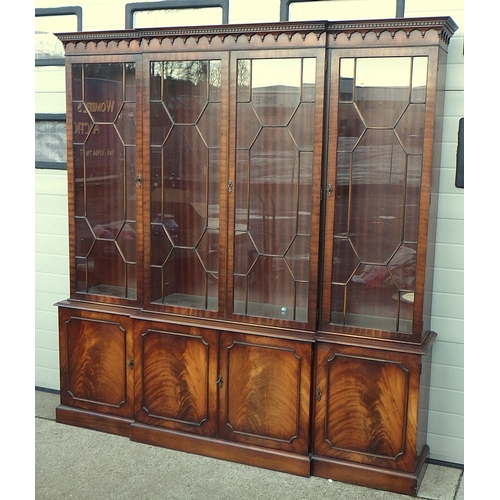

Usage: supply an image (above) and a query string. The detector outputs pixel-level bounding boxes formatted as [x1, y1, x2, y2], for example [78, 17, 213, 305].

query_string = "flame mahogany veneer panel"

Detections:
[218, 332, 312, 455]
[135, 322, 218, 437]
[58, 307, 135, 419]
[313, 341, 422, 472]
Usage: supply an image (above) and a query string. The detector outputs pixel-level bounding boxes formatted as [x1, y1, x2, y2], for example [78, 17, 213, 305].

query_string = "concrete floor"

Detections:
[35, 389, 464, 500]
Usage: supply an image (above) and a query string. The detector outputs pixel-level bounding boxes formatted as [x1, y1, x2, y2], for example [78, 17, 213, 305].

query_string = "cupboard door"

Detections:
[135, 321, 218, 437]
[228, 54, 323, 329]
[70, 60, 139, 302]
[58, 307, 134, 418]
[218, 332, 312, 455]
[322, 54, 431, 338]
[148, 56, 226, 315]
[313, 341, 421, 471]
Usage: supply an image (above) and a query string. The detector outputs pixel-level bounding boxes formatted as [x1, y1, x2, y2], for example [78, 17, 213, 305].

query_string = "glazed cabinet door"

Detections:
[58, 307, 135, 419]
[321, 51, 437, 341]
[313, 341, 422, 472]
[218, 331, 312, 455]
[226, 52, 324, 331]
[146, 53, 228, 318]
[134, 321, 218, 437]
[68, 57, 142, 304]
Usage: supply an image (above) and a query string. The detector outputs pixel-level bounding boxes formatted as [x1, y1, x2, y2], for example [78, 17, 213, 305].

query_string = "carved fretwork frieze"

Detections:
[57, 17, 457, 53]
[326, 17, 457, 43]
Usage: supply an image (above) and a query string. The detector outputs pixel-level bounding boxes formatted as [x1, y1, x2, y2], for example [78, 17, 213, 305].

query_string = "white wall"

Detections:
[405, 0, 464, 466]
[35, 170, 69, 389]
[34, 0, 464, 465]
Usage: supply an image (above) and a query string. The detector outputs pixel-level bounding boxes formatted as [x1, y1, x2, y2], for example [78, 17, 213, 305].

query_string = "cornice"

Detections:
[326, 17, 458, 44]
[56, 20, 327, 48]
[56, 17, 457, 49]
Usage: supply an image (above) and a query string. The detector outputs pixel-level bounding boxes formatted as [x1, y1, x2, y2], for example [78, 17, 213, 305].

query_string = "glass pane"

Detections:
[248, 127, 299, 256]
[74, 144, 85, 216]
[355, 58, 411, 128]
[302, 58, 316, 100]
[150, 60, 221, 311]
[339, 58, 355, 102]
[331, 57, 427, 333]
[237, 60, 251, 102]
[162, 125, 208, 248]
[411, 57, 428, 103]
[35, 121, 67, 164]
[236, 103, 260, 148]
[72, 62, 137, 299]
[251, 59, 301, 126]
[396, 103, 425, 155]
[298, 151, 313, 234]
[337, 103, 365, 152]
[404, 156, 422, 243]
[162, 60, 209, 124]
[289, 103, 315, 149]
[133, 7, 223, 28]
[209, 60, 222, 102]
[289, 0, 397, 21]
[233, 58, 316, 322]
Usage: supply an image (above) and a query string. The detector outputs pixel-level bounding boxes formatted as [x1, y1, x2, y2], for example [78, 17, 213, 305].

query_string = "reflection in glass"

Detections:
[72, 62, 137, 299]
[411, 57, 428, 103]
[332, 56, 428, 333]
[150, 59, 221, 311]
[355, 57, 411, 128]
[233, 58, 316, 322]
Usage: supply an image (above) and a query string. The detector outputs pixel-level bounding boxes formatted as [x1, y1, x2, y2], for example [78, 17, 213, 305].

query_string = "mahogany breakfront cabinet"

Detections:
[55, 17, 457, 496]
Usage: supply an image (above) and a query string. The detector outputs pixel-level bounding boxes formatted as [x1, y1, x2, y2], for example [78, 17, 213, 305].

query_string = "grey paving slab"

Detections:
[35, 390, 59, 420]
[36, 418, 418, 500]
[455, 474, 464, 500]
[417, 464, 463, 500]
[35, 390, 461, 500]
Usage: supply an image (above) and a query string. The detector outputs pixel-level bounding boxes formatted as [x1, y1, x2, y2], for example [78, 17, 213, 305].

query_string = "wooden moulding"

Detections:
[55, 405, 133, 438]
[56, 17, 457, 54]
[130, 422, 311, 477]
[311, 445, 429, 496]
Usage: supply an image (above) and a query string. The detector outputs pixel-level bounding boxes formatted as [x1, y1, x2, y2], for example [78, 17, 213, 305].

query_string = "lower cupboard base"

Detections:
[129, 422, 311, 477]
[311, 445, 430, 497]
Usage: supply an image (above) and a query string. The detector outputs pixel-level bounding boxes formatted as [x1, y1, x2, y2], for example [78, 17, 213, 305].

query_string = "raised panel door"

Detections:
[134, 321, 218, 437]
[218, 331, 312, 455]
[313, 341, 421, 472]
[58, 307, 134, 418]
